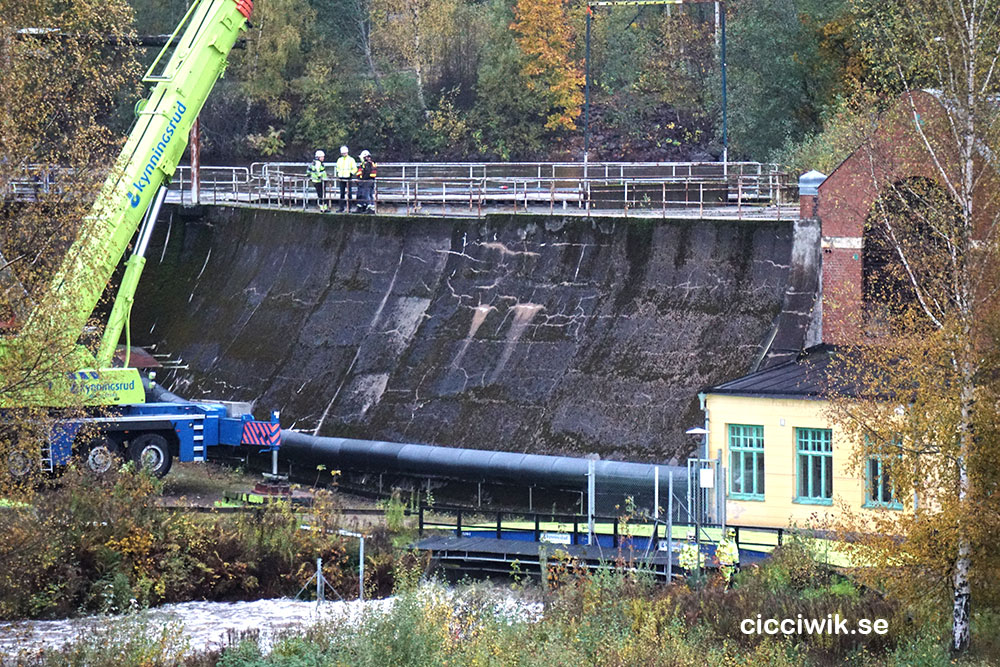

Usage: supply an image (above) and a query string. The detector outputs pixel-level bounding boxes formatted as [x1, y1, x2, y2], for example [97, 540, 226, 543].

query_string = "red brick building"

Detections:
[803, 90, 1000, 342]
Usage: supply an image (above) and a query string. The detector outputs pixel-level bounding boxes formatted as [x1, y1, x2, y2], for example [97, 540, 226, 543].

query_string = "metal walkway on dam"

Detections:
[8, 160, 798, 220]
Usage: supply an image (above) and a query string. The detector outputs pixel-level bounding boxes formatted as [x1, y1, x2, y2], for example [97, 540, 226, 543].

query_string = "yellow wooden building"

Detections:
[703, 345, 902, 529]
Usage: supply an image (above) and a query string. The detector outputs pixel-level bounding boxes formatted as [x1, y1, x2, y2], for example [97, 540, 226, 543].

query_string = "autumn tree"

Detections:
[824, 0, 1000, 652]
[0, 0, 138, 491]
[510, 0, 584, 132]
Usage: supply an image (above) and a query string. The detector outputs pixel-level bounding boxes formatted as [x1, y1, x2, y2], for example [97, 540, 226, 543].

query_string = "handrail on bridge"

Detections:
[417, 503, 786, 552]
[8, 161, 797, 218]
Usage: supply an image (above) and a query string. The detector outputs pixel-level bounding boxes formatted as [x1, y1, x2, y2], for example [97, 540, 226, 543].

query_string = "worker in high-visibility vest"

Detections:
[335, 146, 357, 213]
[356, 150, 377, 213]
[307, 150, 328, 212]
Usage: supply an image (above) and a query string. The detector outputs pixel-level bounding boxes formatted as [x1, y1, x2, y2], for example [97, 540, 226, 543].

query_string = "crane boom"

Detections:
[2, 0, 252, 408]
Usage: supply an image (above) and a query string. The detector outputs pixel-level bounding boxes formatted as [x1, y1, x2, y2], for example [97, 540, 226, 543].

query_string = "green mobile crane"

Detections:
[1, 0, 280, 478]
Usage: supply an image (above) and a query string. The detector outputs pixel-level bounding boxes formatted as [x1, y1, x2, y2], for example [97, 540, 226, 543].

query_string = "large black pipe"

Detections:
[145, 377, 688, 492]
[280, 429, 686, 491]
[143, 377, 190, 404]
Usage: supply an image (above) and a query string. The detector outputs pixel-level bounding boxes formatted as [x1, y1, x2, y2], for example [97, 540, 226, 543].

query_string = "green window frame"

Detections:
[729, 424, 765, 500]
[795, 428, 833, 505]
[864, 456, 902, 509]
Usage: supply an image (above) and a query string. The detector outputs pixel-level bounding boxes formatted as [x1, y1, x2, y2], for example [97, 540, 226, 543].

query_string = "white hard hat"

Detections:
[340, 146, 349, 154]
[315, 150, 325, 159]
[360, 150, 370, 158]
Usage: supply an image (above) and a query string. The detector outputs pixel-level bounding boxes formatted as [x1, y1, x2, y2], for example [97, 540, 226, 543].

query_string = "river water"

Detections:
[0, 597, 391, 661]
[0, 588, 543, 662]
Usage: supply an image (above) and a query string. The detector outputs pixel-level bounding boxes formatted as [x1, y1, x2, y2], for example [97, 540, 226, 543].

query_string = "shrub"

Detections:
[0, 467, 353, 619]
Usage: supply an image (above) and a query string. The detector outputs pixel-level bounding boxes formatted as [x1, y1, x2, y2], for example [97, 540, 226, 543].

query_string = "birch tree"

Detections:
[371, 0, 458, 112]
[827, 0, 1000, 653]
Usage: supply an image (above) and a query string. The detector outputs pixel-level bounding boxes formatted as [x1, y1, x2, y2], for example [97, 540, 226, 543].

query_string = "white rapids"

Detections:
[0, 597, 391, 661]
[0, 587, 543, 662]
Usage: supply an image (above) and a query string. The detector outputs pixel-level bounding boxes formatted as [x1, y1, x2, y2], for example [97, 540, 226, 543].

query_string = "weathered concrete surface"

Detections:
[133, 207, 809, 461]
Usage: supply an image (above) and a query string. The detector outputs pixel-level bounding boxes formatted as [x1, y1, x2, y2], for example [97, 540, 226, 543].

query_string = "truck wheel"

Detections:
[84, 436, 123, 475]
[6, 449, 34, 479]
[127, 433, 173, 478]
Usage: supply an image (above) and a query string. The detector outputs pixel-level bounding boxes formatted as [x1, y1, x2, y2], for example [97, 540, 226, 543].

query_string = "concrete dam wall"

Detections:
[133, 207, 818, 461]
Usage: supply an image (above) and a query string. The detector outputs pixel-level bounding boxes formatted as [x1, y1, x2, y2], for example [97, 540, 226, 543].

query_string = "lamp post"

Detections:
[686, 426, 709, 581]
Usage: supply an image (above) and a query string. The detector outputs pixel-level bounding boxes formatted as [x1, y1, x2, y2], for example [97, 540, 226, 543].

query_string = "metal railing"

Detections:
[164, 161, 796, 219]
[417, 503, 786, 552]
[6, 161, 797, 218]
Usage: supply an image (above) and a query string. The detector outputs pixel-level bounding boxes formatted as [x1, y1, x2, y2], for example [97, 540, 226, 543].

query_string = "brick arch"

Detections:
[814, 90, 1000, 342]
[861, 175, 956, 331]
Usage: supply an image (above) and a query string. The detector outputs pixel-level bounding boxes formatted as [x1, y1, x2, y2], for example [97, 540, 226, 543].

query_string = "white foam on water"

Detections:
[0, 586, 542, 662]
[0, 597, 390, 661]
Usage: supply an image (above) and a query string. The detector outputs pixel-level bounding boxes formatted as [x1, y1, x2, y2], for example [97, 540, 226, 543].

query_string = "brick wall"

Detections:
[814, 90, 1000, 342]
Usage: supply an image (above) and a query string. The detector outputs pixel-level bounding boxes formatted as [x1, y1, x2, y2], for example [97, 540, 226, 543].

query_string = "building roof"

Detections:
[706, 344, 850, 400]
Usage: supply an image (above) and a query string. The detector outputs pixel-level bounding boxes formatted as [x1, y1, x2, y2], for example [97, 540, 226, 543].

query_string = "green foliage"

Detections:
[125, 0, 739, 161]
[29, 558, 1000, 665]
[0, 467, 353, 619]
[39, 614, 188, 666]
[378, 490, 407, 533]
[470, 40, 550, 159]
[769, 92, 890, 173]
[246, 126, 287, 157]
[728, 0, 855, 160]
[207, 563, 973, 666]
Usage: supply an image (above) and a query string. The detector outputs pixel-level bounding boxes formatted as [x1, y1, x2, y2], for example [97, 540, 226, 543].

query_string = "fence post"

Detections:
[456, 509, 462, 537]
[418, 504, 425, 536]
[738, 176, 743, 220]
[667, 473, 673, 576]
[717, 448, 726, 532]
[496, 511, 503, 540]
[316, 557, 324, 603]
[359, 536, 365, 601]
[587, 459, 596, 545]
[654, 466, 660, 521]
[776, 179, 782, 221]
[534, 513, 541, 542]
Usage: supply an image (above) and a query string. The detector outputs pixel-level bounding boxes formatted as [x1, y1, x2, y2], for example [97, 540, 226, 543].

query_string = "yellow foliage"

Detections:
[510, 0, 584, 132]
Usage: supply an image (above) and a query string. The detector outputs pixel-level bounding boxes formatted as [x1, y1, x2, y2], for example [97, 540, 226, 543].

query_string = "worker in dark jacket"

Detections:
[307, 150, 328, 212]
[356, 150, 376, 213]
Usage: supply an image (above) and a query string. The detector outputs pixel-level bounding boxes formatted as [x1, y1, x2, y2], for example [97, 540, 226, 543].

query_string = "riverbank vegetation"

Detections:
[17, 535, 1000, 666]
[1, 465, 998, 663]
[0, 465, 392, 620]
